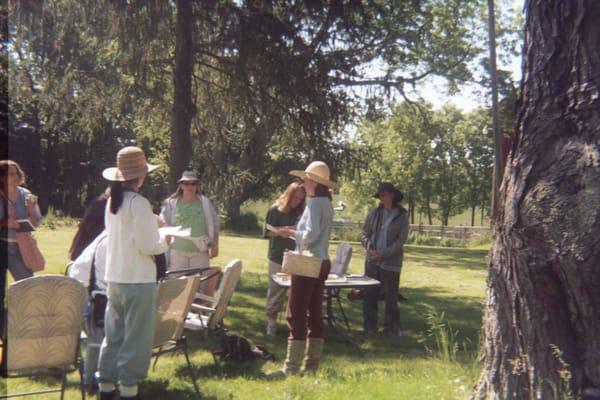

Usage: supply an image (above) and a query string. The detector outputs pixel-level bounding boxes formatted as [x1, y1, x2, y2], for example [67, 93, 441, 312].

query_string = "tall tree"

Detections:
[170, 0, 193, 191]
[474, 1, 600, 398]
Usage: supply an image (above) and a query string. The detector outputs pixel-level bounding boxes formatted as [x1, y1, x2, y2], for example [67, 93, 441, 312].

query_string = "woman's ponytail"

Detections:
[110, 181, 124, 214]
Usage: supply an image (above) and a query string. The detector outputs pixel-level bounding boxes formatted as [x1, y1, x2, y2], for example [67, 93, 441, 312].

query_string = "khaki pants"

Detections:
[169, 249, 216, 298]
[169, 249, 210, 271]
[266, 260, 288, 316]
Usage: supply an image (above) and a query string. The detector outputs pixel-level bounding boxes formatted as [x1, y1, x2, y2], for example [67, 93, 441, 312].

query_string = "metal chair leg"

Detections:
[181, 338, 200, 395]
[79, 357, 86, 400]
[336, 294, 351, 331]
[60, 368, 67, 400]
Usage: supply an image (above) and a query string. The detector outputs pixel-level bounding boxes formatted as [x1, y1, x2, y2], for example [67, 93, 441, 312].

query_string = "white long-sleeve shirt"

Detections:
[104, 191, 169, 283]
[69, 231, 108, 292]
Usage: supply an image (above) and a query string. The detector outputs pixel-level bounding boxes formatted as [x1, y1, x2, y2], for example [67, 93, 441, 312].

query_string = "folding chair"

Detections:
[326, 243, 353, 330]
[1, 275, 86, 400]
[152, 275, 202, 395]
[184, 259, 242, 337]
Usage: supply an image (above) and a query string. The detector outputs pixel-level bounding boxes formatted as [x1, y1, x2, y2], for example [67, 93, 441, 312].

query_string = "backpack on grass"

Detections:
[215, 332, 275, 363]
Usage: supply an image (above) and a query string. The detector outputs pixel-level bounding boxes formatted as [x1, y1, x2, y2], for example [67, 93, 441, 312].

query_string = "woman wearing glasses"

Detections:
[160, 171, 219, 273]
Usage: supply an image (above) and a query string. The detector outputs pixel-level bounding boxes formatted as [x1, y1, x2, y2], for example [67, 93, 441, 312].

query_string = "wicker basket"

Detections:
[281, 250, 323, 278]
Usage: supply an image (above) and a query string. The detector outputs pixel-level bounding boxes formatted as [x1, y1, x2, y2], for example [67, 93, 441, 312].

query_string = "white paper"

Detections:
[159, 226, 192, 238]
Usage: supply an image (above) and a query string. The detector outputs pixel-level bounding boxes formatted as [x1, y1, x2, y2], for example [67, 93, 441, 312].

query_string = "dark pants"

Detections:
[363, 262, 400, 333]
[286, 260, 331, 340]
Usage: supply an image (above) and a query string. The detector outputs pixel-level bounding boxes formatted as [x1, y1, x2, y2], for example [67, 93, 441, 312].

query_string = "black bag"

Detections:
[89, 237, 108, 328]
[215, 333, 275, 363]
[91, 292, 108, 328]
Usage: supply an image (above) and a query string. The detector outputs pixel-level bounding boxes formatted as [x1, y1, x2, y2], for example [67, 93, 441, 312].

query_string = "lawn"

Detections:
[6, 227, 490, 399]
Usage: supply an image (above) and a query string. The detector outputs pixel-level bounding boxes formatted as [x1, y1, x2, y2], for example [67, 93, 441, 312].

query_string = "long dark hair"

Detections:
[313, 183, 332, 200]
[109, 178, 139, 214]
[69, 192, 109, 260]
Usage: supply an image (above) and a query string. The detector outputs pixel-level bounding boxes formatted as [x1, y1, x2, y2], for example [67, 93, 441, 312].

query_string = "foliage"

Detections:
[7, 0, 504, 220]
[420, 304, 462, 363]
[224, 211, 262, 234]
[343, 102, 494, 226]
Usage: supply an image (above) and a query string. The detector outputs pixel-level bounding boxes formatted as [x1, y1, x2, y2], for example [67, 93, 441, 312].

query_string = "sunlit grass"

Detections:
[6, 227, 488, 399]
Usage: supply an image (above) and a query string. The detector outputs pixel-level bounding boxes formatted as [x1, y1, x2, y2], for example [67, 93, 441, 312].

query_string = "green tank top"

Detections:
[171, 199, 208, 252]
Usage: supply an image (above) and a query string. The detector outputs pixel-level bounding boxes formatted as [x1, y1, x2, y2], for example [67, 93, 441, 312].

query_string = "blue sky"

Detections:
[419, 0, 524, 112]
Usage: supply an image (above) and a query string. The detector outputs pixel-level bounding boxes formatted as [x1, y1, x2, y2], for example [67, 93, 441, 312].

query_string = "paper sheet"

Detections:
[159, 226, 192, 238]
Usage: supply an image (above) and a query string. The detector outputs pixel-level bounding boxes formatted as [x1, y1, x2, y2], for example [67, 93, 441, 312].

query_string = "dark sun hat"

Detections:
[373, 182, 403, 204]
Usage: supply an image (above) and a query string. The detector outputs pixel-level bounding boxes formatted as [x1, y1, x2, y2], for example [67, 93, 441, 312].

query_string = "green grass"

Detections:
[6, 227, 489, 399]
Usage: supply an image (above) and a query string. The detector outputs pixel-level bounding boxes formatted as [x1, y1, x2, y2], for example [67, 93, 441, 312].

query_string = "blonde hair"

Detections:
[275, 182, 306, 215]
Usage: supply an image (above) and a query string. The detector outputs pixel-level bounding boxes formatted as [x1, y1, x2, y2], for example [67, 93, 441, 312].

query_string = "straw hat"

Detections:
[290, 161, 336, 189]
[102, 146, 160, 181]
[178, 170, 200, 184]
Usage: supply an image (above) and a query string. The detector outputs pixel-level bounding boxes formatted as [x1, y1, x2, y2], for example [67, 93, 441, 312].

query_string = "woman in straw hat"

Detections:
[268, 161, 335, 378]
[97, 146, 170, 400]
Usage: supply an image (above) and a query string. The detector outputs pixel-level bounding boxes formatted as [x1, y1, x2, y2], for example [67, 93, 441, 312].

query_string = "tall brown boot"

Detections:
[303, 337, 324, 373]
[266, 339, 305, 380]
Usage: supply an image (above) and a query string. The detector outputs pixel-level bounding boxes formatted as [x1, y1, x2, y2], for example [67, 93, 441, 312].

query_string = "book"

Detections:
[17, 219, 36, 232]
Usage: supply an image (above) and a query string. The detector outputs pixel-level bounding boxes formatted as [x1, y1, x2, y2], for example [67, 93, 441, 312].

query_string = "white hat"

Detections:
[290, 161, 336, 189]
[178, 170, 200, 183]
[102, 146, 160, 181]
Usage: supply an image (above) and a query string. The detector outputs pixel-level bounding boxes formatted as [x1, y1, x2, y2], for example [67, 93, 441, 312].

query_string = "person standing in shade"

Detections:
[268, 161, 334, 378]
[263, 182, 306, 336]
[0, 160, 43, 282]
[160, 170, 219, 271]
[361, 182, 409, 336]
[97, 146, 170, 400]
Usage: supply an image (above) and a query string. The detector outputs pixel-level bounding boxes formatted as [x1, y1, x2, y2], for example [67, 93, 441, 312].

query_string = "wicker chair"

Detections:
[1, 275, 86, 399]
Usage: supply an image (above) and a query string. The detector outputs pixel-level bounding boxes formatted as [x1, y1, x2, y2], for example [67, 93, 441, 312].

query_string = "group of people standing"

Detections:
[262, 164, 409, 378]
[1, 147, 409, 397]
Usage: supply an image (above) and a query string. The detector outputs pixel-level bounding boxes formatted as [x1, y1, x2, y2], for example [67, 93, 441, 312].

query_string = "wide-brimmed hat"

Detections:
[178, 170, 200, 184]
[102, 146, 160, 182]
[373, 182, 403, 203]
[290, 161, 336, 189]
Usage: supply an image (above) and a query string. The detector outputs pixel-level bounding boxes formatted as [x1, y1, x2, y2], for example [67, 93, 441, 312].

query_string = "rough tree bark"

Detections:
[474, 1, 600, 399]
[169, 0, 194, 191]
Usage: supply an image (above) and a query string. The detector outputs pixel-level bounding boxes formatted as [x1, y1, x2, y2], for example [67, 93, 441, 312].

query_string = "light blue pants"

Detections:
[97, 282, 156, 386]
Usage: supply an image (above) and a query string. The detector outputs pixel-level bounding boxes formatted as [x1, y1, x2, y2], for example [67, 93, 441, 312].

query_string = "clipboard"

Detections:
[17, 219, 36, 232]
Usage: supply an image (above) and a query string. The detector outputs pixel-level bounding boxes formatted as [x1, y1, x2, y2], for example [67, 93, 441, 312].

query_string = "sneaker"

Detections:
[266, 320, 277, 336]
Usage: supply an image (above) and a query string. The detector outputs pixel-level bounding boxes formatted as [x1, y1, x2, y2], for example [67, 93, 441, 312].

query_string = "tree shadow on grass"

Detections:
[141, 377, 220, 400]
[405, 246, 489, 271]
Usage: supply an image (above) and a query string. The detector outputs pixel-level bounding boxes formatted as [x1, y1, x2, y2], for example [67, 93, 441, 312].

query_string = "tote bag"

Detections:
[15, 232, 45, 272]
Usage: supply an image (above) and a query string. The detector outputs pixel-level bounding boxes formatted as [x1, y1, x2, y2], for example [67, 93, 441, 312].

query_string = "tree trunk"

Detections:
[425, 195, 433, 225]
[471, 204, 476, 227]
[408, 194, 415, 224]
[474, 1, 600, 399]
[169, 0, 194, 191]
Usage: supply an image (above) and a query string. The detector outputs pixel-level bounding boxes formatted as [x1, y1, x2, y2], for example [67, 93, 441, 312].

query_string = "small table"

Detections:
[271, 274, 380, 350]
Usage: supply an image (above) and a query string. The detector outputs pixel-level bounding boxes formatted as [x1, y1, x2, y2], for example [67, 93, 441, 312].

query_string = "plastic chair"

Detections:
[152, 275, 202, 395]
[184, 259, 242, 336]
[326, 243, 353, 330]
[1, 275, 86, 400]
[331, 243, 353, 275]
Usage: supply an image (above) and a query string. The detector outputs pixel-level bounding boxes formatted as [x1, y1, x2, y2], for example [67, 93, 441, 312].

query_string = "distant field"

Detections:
[242, 196, 490, 227]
